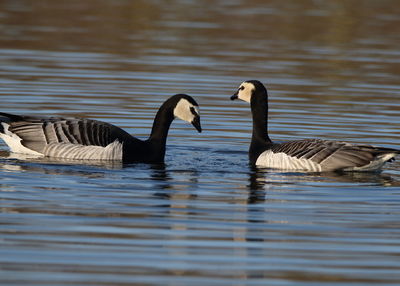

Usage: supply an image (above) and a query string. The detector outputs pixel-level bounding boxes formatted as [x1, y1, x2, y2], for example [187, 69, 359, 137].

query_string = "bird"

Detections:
[231, 80, 399, 172]
[0, 93, 202, 164]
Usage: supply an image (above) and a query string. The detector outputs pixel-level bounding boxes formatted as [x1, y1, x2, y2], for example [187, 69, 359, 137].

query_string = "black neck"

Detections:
[123, 95, 189, 164]
[249, 89, 272, 164]
[149, 101, 175, 143]
[143, 100, 175, 162]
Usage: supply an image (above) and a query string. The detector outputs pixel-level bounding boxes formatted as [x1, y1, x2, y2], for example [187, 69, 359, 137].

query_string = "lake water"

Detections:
[1, 1, 400, 285]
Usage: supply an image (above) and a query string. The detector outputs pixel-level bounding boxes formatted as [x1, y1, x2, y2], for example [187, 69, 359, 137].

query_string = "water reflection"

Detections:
[0, 150, 122, 171]
[0, 151, 197, 197]
[2, 148, 399, 211]
[247, 166, 400, 193]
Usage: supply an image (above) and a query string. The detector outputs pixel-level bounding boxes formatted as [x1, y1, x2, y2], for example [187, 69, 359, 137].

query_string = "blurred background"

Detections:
[1, 1, 400, 285]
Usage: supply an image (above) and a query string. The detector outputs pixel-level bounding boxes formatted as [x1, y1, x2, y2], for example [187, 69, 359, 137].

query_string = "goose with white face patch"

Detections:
[0, 94, 202, 164]
[231, 80, 400, 172]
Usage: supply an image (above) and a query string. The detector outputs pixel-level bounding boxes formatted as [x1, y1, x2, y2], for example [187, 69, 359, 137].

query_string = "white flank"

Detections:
[43, 140, 123, 161]
[1, 122, 123, 161]
[237, 82, 255, 103]
[173, 98, 199, 123]
[0, 123, 43, 156]
[256, 150, 322, 172]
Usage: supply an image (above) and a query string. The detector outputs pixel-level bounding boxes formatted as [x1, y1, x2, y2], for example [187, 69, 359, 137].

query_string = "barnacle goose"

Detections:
[231, 80, 399, 172]
[0, 94, 202, 163]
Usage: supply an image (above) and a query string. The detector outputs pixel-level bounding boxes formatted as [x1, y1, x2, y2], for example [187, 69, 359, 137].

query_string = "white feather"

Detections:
[256, 150, 322, 172]
[43, 140, 123, 161]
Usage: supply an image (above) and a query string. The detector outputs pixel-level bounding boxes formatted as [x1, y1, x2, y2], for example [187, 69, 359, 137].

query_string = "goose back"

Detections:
[0, 112, 140, 161]
[257, 139, 399, 171]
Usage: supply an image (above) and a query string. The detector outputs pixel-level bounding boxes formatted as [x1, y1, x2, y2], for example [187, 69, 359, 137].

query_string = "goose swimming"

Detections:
[231, 80, 399, 172]
[0, 94, 202, 163]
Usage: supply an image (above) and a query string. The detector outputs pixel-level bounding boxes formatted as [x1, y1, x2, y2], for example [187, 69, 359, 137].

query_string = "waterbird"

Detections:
[231, 80, 399, 172]
[0, 94, 201, 163]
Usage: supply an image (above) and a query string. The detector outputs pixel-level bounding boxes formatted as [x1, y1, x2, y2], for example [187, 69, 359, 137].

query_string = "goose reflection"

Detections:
[247, 167, 267, 204]
[152, 168, 199, 201]
[247, 166, 400, 197]
[0, 150, 175, 192]
[0, 149, 202, 197]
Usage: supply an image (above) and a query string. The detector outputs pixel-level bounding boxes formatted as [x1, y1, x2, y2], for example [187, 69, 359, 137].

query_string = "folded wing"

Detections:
[270, 139, 399, 171]
[0, 112, 134, 154]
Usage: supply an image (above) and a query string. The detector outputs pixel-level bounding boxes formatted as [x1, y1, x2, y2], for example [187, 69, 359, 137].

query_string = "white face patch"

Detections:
[173, 98, 199, 123]
[236, 82, 255, 103]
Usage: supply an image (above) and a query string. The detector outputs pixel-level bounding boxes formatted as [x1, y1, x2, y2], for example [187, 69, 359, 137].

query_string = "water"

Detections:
[1, 0, 400, 285]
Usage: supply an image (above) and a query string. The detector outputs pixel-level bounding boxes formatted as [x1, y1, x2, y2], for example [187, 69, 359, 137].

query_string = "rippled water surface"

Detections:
[1, 1, 400, 285]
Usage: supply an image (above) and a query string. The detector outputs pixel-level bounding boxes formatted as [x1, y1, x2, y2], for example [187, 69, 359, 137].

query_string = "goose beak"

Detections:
[231, 91, 238, 100]
[192, 115, 202, 133]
